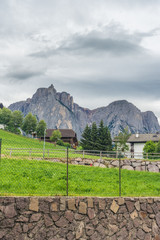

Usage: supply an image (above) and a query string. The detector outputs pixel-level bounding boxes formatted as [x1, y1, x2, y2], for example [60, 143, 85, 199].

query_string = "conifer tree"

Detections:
[105, 126, 112, 151]
[80, 121, 112, 151]
[80, 124, 91, 150]
[98, 120, 107, 150]
[91, 122, 98, 150]
[98, 120, 112, 151]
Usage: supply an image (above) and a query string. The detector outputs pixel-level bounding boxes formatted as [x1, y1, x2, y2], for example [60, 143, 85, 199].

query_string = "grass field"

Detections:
[0, 129, 117, 160]
[0, 157, 160, 197]
[1, 129, 160, 161]
[0, 129, 63, 149]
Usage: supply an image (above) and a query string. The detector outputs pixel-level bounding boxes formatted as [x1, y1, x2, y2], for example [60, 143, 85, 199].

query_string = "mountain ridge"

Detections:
[8, 84, 160, 139]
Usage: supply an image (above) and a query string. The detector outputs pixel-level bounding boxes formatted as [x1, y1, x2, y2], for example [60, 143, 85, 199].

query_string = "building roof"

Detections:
[46, 129, 77, 138]
[127, 133, 160, 143]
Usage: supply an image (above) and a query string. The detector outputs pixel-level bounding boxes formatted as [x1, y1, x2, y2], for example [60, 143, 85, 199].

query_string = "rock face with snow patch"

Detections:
[9, 85, 160, 139]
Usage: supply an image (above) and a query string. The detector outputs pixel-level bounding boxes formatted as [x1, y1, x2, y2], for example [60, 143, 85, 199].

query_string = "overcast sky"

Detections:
[1, 0, 160, 120]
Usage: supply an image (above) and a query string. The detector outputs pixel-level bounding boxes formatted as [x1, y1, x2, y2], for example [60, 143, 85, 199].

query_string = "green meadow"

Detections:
[0, 129, 115, 160]
[0, 157, 160, 197]
[0, 129, 160, 197]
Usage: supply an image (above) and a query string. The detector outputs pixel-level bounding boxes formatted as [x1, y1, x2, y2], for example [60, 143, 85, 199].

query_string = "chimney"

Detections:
[136, 132, 139, 138]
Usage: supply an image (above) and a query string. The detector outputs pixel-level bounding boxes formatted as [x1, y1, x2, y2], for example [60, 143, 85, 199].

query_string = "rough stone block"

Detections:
[137, 229, 145, 240]
[117, 226, 128, 238]
[44, 214, 53, 227]
[51, 202, 58, 211]
[156, 212, 160, 228]
[0, 219, 14, 228]
[130, 210, 138, 219]
[64, 210, 74, 222]
[110, 200, 119, 213]
[68, 199, 76, 210]
[16, 216, 28, 222]
[12, 223, 22, 234]
[99, 211, 105, 219]
[122, 165, 134, 170]
[88, 208, 95, 219]
[0, 230, 7, 239]
[51, 212, 60, 222]
[30, 213, 41, 222]
[16, 198, 29, 210]
[126, 200, 135, 213]
[67, 231, 75, 240]
[108, 224, 118, 236]
[96, 224, 107, 237]
[76, 221, 84, 239]
[140, 211, 147, 219]
[142, 223, 151, 233]
[99, 199, 106, 210]
[4, 204, 17, 218]
[29, 198, 39, 212]
[86, 223, 95, 236]
[148, 164, 159, 172]
[87, 198, 93, 208]
[39, 200, 50, 213]
[118, 197, 124, 205]
[79, 202, 87, 214]
[55, 216, 69, 227]
[75, 213, 84, 220]
[135, 201, 140, 211]
[155, 235, 160, 240]
[60, 198, 66, 211]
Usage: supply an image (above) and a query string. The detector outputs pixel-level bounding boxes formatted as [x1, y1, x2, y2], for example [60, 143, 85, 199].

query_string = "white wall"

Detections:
[0, 124, 4, 129]
[133, 143, 145, 159]
[126, 142, 145, 159]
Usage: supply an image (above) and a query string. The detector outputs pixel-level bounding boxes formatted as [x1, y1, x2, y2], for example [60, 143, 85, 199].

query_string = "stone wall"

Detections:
[49, 157, 160, 173]
[0, 197, 160, 239]
[109, 159, 160, 172]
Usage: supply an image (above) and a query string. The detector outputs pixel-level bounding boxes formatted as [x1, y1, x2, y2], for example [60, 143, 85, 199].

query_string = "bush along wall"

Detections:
[0, 197, 160, 239]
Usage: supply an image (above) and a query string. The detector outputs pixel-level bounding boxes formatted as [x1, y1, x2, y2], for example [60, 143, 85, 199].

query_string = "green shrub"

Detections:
[64, 142, 71, 148]
[57, 139, 64, 146]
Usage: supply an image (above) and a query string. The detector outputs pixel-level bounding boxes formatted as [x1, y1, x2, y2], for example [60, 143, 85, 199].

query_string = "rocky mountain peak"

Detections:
[8, 85, 160, 139]
[56, 91, 74, 112]
[32, 85, 56, 99]
[107, 100, 140, 112]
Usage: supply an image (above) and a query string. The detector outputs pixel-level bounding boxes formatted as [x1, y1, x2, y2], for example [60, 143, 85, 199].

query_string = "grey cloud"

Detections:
[7, 69, 43, 80]
[30, 25, 146, 58]
[56, 74, 160, 102]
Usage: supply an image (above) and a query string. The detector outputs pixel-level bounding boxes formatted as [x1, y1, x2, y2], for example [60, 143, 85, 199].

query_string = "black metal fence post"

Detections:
[66, 147, 69, 196]
[119, 152, 121, 197]
[0, 139, 2, 163]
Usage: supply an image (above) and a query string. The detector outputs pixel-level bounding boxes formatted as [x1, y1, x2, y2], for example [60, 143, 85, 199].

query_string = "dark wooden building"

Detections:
[44, 129, 78, 147]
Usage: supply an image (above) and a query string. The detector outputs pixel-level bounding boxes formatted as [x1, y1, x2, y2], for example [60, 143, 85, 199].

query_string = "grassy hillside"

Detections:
[0, 157, 160, 197]
[0, 129, 115, 160]
[0, 129, 63, 149]
[0, 129, 67, 158]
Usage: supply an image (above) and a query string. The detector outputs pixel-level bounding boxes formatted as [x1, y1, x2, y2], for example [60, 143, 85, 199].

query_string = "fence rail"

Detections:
[4, 147, 160, 160]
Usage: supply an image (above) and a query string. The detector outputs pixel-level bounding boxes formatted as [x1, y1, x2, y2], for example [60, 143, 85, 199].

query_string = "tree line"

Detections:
[0, 107, 46, 137]
[80, 120, 112, 151]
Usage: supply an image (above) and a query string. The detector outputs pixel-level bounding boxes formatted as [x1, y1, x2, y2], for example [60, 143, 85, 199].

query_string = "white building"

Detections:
[0, 124, 4, 129]
[127, 133, 160, 159]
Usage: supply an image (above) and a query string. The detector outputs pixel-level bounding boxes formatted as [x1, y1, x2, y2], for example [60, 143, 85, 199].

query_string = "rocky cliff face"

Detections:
[9, 85, 160, 139]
